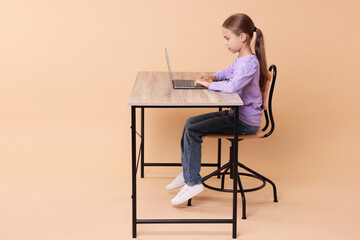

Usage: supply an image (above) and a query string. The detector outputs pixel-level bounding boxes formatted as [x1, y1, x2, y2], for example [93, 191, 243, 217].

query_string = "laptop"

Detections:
[165, 48, 207, 89]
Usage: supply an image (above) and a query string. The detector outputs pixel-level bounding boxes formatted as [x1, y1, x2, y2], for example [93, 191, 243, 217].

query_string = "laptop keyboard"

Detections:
[174, 80, 195, 88]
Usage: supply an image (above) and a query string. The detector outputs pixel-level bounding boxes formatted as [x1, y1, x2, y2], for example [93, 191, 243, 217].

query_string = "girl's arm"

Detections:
[194, 63, 233, 87]
[194, 60, 236, 88]
[213, 64, 234, 80]
[208, 65, 256, 93]
[196, 63, 233, 82]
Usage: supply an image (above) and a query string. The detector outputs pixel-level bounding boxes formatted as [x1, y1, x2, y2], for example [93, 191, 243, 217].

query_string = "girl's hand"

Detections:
[195, 75, 208, 81]
[194, 78, 209, 87]
[194, 75, 215, 88]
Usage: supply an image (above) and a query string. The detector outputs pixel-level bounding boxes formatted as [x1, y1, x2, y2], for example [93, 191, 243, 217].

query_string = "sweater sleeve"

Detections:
[209, 64, 256, 93]
[213, 63, 234, 81]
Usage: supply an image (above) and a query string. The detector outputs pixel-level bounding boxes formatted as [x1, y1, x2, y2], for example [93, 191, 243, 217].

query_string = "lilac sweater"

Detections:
[209, 54, 263, 127]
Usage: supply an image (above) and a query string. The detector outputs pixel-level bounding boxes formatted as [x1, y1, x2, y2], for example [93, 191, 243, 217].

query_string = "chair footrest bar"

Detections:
[137, 219, 233, 224]
[203, 171, 266, 193]
[143, 163, 218, 167]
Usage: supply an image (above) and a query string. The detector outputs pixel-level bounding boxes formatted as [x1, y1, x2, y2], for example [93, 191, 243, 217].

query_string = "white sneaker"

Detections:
[171, 183, 204, 205]
[166, 172, 185, 190]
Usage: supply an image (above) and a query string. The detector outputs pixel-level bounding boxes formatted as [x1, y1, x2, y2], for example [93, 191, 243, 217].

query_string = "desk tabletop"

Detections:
[127, 72, 243, 106]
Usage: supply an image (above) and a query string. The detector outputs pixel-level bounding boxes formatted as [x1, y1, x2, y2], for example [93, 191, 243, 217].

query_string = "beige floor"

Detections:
[1, 109, 359, 240]
[1, 162, 359, 240]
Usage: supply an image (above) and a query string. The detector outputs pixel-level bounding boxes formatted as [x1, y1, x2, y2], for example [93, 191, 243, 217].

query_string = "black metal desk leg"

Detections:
[131, 106, 137, 238]
[141, 107, 145, 178]
[232, 107, 239, 238]
[217, 107, 222, 179]
[217, 138, 221, 178]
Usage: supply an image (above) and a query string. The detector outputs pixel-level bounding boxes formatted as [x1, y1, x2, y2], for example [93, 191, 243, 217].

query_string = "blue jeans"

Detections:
[181, 110, 259, 186]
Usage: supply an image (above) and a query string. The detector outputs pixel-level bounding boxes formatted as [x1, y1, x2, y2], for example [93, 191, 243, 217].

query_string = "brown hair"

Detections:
[222, 13, 268, 91]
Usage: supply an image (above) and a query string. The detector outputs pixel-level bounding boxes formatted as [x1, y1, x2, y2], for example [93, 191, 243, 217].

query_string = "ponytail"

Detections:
[254, 28, 268, 92]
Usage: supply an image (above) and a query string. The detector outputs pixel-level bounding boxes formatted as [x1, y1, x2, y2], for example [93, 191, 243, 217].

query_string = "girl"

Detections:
[167, 13, 268, 205]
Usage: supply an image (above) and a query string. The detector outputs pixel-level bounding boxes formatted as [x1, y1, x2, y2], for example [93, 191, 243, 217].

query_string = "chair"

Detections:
[191, 65, 278, 219]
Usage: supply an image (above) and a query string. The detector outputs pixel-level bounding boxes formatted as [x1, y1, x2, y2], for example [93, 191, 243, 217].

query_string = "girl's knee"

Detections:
[186, 127, 203, 143]
[185, 117, 195, 128]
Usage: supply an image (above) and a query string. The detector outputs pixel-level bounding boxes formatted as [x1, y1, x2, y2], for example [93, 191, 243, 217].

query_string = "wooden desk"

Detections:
[128, 71, 243, 106]
[127, 71, 243, 238]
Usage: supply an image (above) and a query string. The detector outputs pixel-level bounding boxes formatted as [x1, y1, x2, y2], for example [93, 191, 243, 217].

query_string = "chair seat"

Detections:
[202, 130, 265, 140]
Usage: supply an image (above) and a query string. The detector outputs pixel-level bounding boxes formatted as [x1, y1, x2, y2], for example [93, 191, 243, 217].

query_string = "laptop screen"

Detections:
[165, 48, 174, 82]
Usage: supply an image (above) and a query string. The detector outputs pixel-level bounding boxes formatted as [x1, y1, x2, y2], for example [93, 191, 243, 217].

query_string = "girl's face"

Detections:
[222, 27, 247, 54]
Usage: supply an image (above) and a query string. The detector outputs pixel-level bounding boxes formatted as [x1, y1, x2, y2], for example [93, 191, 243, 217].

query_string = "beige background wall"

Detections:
[1, 0, 360, 239]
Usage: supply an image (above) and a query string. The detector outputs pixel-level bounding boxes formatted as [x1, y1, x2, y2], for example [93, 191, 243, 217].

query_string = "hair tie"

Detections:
[253, 27, 257, 32]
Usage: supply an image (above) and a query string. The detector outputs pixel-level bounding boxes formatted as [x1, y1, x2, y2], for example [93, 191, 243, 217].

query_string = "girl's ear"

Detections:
[239, 32, 247, 43]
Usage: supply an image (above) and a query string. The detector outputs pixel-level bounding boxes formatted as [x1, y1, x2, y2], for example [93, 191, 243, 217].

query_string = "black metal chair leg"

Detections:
[238, 162, 278, 203]
[237, 175, 246, 220]
[272, 184, 278, 202]
[261, 177, 278, 202]
[221, 165, 231, 190]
